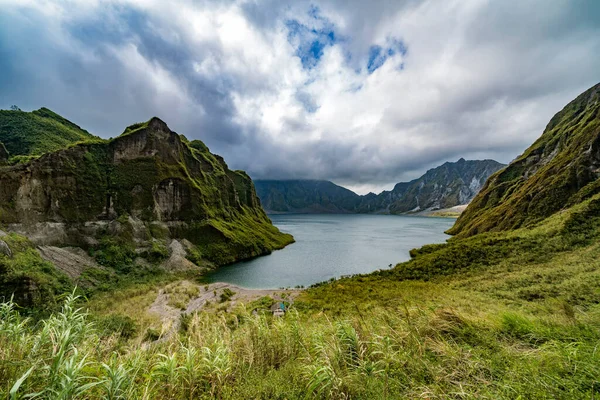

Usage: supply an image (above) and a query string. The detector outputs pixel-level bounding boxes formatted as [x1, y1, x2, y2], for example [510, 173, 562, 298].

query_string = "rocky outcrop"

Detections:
[0, 117, 293, 268]
[449, 82, 600, 238]
[255, 159, 505, 215]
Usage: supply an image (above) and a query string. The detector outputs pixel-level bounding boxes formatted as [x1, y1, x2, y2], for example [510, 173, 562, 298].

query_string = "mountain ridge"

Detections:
[255, 158, 506, 215]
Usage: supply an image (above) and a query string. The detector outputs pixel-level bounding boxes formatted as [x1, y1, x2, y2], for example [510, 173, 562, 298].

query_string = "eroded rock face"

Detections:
[153, 178, 192, 221]
[0, 117, 292, 266]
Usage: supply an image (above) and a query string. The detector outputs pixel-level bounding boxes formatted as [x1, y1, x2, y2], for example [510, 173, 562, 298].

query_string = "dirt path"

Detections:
[147, 280, 301, 340]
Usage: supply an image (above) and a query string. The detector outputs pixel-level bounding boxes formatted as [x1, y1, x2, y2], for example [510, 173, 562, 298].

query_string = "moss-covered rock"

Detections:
[0, 117, 293, 271]
[449, 82, 600, 238]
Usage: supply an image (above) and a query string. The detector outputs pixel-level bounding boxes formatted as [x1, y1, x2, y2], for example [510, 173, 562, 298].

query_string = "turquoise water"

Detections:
[205, 214, 455, 289]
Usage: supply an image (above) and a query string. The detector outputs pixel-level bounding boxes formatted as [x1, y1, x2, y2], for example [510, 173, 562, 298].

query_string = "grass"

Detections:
[0, 107, 97, 158]
[1, 275, 599, 399]
[450, 82, 600, 237]
[2, 190, 600, 398]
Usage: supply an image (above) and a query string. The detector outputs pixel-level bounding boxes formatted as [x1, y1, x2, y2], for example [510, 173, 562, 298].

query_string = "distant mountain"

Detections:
[356, 158, 506, 214]
[255, 159, 506, 214]
[0, 107, 97, 158]
[254, 180, 361, 213]
[449, 82, 600, 238]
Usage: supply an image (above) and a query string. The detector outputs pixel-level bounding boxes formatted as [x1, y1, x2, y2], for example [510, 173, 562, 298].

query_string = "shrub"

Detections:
[220, 288, 236, 303]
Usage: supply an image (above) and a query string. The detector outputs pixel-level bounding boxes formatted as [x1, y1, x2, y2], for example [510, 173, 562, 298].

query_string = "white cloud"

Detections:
[0, 0, 599, 194]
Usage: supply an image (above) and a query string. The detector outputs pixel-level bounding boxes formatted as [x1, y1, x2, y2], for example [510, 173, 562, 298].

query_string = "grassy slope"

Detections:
[449, 82, 600, 237]
[0, 107, 97, 159]
[1, 195, 599, 398]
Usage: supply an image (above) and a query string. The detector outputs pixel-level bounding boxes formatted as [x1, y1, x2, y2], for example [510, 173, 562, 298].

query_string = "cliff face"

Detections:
[449, 82, 600, 238]
[356, 159, 506, 214]
[0, 117, 293, 267]
[254, 159, 505, 215]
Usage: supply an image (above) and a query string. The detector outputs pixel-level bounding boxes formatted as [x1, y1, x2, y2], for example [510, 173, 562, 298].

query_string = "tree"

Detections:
[10, 105, 21, 111]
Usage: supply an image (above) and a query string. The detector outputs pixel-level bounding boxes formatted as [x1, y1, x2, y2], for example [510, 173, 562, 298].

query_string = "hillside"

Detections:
[0, 107, 97, 158]
[0, 117, 293, 308]
[449, 82, 600, 237]
[254, 179, 361, 213]
[255, 159, 505, 214]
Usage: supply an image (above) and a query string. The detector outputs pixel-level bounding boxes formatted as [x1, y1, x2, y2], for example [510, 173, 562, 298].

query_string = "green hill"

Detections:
[448, 82, 600, 237]
[0, 116, 293, 308]
[0, 107, 97, 158]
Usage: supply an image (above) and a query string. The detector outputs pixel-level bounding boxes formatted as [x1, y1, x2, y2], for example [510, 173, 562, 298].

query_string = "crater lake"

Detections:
[205, 214, 455, 288]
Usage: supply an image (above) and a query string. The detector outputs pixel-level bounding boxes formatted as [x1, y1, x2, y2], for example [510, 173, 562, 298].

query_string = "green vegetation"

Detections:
[0, 107, 98, 158]
[0, 234, 71, 312]
[219, 288, 235, 303]
[450, 82, 600, 237]
[0, 141, 8, 164]
[2, 189, 600, 398]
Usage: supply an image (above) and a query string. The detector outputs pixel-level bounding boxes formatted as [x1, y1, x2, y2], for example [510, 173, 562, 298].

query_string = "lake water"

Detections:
[205, 214, 455, 289]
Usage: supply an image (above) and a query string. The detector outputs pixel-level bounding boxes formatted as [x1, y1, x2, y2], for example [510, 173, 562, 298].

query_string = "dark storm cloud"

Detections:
[0, 0, 599, 194]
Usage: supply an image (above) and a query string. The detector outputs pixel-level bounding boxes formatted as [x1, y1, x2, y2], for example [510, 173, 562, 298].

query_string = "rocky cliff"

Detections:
[449, 82, 600, 238]
[0, 117, 293, 271]
[255, 159, 505, 214]
[356, 159, 506, 214]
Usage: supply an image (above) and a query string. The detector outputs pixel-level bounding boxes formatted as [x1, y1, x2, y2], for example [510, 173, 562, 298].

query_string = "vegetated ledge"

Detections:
[0, 117, 293, 308]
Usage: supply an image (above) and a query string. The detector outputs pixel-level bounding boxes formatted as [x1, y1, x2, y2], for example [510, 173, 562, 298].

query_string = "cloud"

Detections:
[0, 0, 599, 194]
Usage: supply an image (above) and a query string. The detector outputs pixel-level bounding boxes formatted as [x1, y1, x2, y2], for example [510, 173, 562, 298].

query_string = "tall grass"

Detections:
[1, 291, 599, 399]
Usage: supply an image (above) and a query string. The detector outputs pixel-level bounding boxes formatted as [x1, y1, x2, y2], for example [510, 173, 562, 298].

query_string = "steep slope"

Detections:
[254, 180, 361, 213]
[0, 117, 293, 278]
[0, 107, 97, 158]
[449, 82, 600, 238]
[356, 159, 505, 213]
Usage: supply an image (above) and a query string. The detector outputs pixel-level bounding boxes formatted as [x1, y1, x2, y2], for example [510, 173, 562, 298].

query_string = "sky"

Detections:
[0, 0, 599, 194]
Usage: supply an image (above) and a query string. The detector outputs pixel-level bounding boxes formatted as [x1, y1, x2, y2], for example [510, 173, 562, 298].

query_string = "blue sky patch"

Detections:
[367, 38, 408, 73]
[286, 6, 338, 69]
